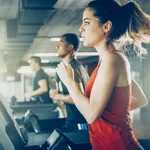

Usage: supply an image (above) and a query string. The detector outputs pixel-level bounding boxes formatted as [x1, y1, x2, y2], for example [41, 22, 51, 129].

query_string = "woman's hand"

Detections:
[56, 60, 74, 87]
[49, 89, 59, 100]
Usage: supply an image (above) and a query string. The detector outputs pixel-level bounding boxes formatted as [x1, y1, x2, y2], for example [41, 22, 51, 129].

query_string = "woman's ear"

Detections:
[103, 20, 112, 33]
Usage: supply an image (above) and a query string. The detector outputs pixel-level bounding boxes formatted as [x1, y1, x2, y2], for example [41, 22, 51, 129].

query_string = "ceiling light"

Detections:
[76, 52, 98, 56]
[50, 37, 83, 42]
[35, 52, 98, 57]
[50, 38, 60, 41]
[35, 53, 58, 57]
[41, 59, 50, 63]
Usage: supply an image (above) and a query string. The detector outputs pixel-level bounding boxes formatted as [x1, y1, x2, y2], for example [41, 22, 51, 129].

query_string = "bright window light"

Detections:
[6, 76, 15, 81]
[17, 67, 33, 74]
[17, 66, 56, 75]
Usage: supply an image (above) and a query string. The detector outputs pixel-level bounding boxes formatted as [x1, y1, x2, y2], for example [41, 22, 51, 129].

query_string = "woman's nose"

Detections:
[79, 24, 84, 33]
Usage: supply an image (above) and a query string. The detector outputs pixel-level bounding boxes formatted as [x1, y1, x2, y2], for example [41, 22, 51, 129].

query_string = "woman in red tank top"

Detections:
[56, 0, 149, 149]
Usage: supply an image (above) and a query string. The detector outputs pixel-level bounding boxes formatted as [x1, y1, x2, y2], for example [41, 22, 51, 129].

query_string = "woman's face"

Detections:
[79, 8, 106, 47]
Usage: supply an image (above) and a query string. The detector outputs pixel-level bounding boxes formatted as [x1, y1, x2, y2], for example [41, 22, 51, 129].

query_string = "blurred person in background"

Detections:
[50, 33, 89, 131]
[24, 56, 52, 104]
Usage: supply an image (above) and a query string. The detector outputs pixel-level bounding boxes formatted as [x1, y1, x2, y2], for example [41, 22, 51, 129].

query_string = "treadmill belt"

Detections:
[63, 131, 90, 144]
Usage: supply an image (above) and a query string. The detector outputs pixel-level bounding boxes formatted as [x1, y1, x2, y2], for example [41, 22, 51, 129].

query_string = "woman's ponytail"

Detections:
[121, 1, 150, 56]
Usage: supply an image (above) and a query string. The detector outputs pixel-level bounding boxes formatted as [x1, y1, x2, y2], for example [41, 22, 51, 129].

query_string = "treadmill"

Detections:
[10, 102, 59, 120]
[0, 93, 28, 149]
[0, 93, 92, 150]
[0, 93, 51, 150]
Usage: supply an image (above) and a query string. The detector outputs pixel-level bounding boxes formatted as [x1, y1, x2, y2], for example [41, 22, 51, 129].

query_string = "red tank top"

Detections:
[85, 55, 140, 150]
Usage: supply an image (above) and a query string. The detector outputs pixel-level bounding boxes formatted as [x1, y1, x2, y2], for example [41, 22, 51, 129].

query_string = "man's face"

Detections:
[29, 58, 38, 71]
[56, 37, 71, 58]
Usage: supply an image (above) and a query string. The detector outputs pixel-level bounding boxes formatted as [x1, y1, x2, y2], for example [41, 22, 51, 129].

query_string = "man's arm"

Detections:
[50, 82, 83, 104]
[24, 79, 48, 98]
[130, 79, 148, 111]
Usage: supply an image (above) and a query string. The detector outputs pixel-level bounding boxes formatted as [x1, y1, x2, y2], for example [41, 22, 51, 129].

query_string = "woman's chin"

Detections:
[83, 41, 89, 47]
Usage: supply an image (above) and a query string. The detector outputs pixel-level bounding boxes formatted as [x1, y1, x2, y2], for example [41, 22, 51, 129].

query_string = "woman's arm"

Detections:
[57, 54, 119, 124]
[130, 79, 148, 111]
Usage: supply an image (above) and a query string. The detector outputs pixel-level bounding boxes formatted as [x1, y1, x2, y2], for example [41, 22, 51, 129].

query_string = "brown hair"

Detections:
[87, 0, 150, 56]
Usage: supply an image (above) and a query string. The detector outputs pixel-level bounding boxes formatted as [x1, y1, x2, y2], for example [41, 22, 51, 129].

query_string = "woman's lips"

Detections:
[81, 36, 85, 40]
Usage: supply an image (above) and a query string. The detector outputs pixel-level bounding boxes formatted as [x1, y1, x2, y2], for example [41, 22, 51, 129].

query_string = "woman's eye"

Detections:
[84, 21, 89, 25]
